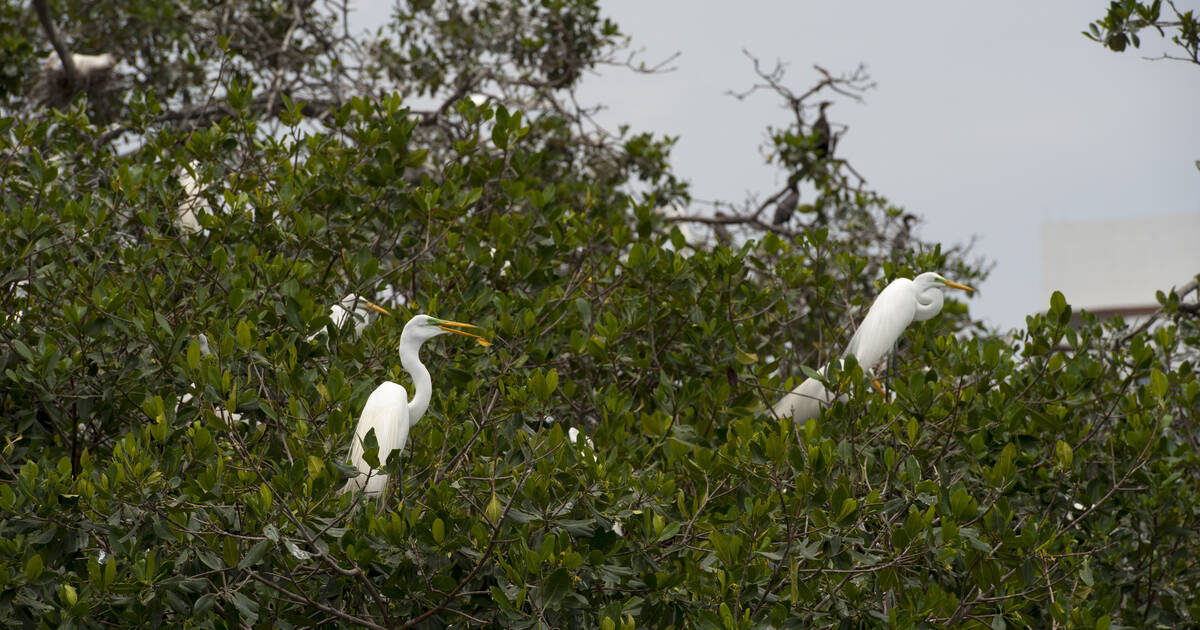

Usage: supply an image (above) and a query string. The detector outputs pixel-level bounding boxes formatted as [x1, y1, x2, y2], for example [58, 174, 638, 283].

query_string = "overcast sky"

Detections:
[354, 2, 1198, 330]
[577, 2, 1200, 330]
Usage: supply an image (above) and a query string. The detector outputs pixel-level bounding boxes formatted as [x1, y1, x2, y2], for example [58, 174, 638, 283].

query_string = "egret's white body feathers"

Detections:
[770, 374, 841, 422]
[345, 381, 410, 496]
[773, 272, 969, 423]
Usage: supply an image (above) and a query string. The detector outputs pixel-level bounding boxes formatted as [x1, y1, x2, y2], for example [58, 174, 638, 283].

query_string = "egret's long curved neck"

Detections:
[400, 342, 433, 424]
[913, 289, 944, 322]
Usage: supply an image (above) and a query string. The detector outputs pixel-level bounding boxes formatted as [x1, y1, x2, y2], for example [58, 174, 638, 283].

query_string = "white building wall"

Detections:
[1041, 213, 1200, 314]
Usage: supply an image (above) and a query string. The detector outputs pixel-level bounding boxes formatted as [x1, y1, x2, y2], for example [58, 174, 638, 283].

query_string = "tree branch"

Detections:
[31, 0, 80, 91]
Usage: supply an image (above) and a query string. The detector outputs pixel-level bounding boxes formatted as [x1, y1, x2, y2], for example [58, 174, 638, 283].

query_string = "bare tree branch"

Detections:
[31, 0, 80, 92]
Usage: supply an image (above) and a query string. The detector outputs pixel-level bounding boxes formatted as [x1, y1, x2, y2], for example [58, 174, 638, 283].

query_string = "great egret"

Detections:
[308, 294, 390, 341]
[343, 315, 489, 496]
[772, 272, 973, 422]
[330, 294, 390, 336]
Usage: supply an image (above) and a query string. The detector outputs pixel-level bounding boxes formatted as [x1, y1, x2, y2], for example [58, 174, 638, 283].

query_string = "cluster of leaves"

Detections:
[1, 1, 1198, 628]
[1086, 0, 1200, 65]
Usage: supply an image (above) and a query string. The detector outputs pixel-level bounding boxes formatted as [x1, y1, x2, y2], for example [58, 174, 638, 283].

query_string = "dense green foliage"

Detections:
[1, 1, 1198, 628]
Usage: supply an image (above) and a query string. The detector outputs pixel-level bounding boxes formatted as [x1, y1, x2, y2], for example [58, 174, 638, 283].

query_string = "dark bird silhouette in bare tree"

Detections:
[813, 101, 834, 160]
[772, 183, 800, 225]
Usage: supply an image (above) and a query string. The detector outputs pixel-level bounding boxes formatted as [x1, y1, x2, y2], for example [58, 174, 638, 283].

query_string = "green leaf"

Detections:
[25, 554, 43, 581]
[236, 320, 252, 348]
[1149, 369, 1167, 398]
[656, 521, 681, 543]
[360, 428, 380, 469]
[485, 493, 503, 524]
[237, 540, 269, 569]
[60, 583, 78, 607]
[187, 340, 201, 370]
[491, 119, 509, 149]
[12, 339, 33, 362]
[542, 568, 571, 605]
[230, 591, 259, 624]
[194, 593, 216, 616]
[284, 540, 311, 561]
[1050, 290, 1066, 313]
[1055, 440, 1073, 469]
[837, 498, 858, 522]
[719, 602, 734, 629]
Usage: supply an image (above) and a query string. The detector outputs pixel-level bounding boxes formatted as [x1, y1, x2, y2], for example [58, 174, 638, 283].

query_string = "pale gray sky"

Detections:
[579, 2, 1199, 330]
[353, 2, 1199, 330]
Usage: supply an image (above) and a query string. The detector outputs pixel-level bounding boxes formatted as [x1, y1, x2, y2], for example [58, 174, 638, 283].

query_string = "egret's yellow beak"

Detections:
[434, 319, 491, 347]
[364, 301, 390, 315]
[943, 280, 974, 293]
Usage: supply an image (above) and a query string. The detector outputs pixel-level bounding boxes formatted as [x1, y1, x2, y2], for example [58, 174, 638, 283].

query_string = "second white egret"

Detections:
[773, 272, 973, 422]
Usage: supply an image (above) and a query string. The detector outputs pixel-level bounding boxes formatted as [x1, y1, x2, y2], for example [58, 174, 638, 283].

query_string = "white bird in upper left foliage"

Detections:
[772, 272, 973, 422]
[343, 315, 490, 497]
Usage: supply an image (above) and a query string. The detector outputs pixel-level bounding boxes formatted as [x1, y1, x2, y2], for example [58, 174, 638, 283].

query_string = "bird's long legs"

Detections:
[395, 461, 404, 507]
[884, 349, 897, 395]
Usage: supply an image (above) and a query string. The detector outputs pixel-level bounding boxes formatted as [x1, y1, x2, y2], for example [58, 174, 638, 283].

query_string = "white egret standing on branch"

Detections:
[343, 315, 490, 496]
[772, 272, 973, 422]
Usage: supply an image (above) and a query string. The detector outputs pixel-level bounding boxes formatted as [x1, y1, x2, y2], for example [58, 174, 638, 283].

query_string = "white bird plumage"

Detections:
[175, 165, 204, 234]
[773, 272, 973, 422]
[329, 293, 390, 336]
[343, 314, 488, 496]
[308, 294, 390, 341]
[43, 52, 116, 76]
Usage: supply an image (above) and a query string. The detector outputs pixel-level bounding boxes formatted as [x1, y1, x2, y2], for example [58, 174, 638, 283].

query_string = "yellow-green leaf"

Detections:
[25, 554, 43, 581]
[1149, 369, 1168, 398]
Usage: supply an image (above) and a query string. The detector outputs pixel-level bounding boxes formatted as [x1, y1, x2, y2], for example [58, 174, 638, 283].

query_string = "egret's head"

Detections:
[402, 314, 490, 346]
[914, 272, 974, 294]
[338, 294, 390, 316]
